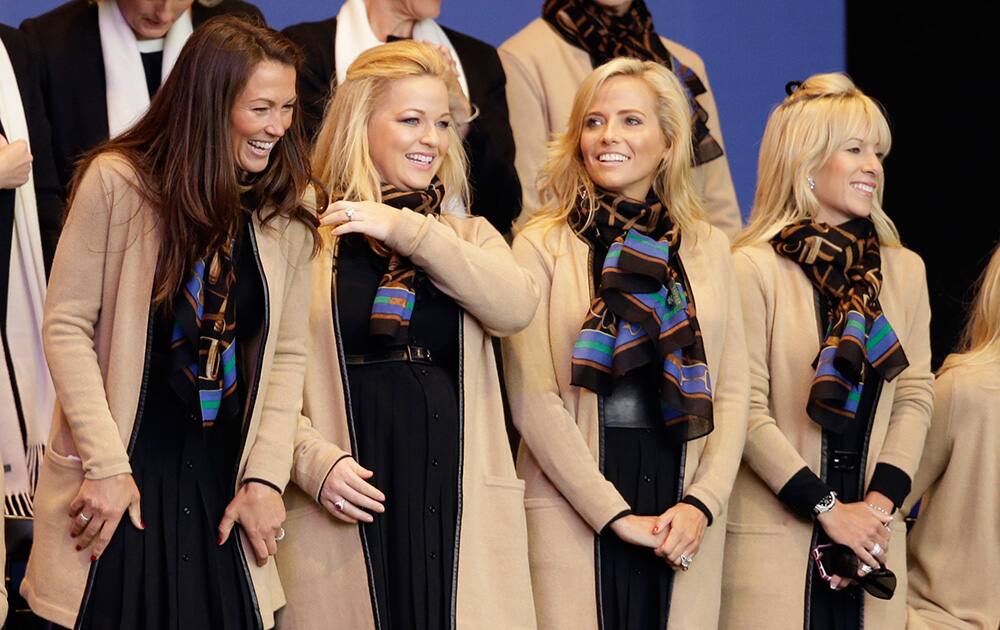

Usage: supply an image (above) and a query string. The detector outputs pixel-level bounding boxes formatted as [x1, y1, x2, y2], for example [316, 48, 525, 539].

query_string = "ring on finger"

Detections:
[77, 512, 93, 525]
[334, 499, 346, 511]
[859, 563, 873, 575]
[345, 208, 355, 221]
[679, 554, 693, 571]
[870, 542, 883, 557]
[274, 527, 286, 543]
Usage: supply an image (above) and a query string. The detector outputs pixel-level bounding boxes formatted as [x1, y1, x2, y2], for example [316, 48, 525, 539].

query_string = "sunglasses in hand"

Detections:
[811, 543, 897, 600]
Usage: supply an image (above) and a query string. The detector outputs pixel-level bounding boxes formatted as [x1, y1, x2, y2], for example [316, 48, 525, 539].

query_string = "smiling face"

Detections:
[367, 75, 452, 191]
[116, 0, 194, 40]
[812, 131, 885, 225]
[229, 60, 297, 175]
[579, 75, 670, 201]
[592, 0, 632, 15]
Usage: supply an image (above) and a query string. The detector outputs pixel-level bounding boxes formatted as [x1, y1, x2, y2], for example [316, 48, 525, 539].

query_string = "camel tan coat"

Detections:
[275, 211, 540, 630]
[1, 458, 6, 625]
[21, 154, 314, 629]
[720, 242, 934, 630]
[502, 219, 749, 630]
[499, 18, 742, 239]
[905, 361, 1000, 630]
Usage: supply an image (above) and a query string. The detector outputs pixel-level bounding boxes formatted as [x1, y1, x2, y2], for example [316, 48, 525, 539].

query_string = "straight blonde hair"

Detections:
[524, 57, 705, 239]
[311, 40, 470, 212]
[734, 73, 900, 248]
[941, 244, 1000, 372]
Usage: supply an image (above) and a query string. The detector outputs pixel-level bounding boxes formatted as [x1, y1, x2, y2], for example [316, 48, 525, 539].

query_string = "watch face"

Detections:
[815, 493, 835, 514]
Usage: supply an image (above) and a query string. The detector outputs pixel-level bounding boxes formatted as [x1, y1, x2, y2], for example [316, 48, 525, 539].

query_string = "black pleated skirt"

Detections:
[349, 360, 460, 630]
[599, 427, 682, 630]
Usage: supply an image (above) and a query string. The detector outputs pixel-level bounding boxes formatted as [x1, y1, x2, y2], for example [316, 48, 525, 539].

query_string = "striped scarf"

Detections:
[771, 218, 909, 432]
[168, 242, 239, 427]
[542, 0, 723, 166]
[368, 178, 445, 343]
[571, 189, 713, 441]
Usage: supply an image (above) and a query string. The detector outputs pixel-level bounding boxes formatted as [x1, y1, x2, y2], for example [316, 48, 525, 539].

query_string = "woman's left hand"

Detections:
[218, 482, 286, 567]
[320, 200, 401, 242]
[652, 503, 708, 570]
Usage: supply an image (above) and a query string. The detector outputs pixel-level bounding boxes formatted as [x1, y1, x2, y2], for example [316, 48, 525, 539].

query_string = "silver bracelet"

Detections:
[867, 503, 893, 517]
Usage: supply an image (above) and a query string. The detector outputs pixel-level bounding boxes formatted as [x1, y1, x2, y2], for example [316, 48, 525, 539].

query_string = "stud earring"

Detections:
[807, 176, 816, 190]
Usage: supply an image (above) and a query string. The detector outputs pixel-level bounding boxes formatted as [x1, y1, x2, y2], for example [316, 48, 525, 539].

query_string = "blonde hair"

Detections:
[311, 40, 470, 210]
[941, 244, 1000, 372]
[524, 57, 705, 238]
[734, 72, 900, 248]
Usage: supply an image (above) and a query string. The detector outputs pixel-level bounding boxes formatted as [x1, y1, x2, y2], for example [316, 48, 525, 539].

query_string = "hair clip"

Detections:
[785, 80, 803, 96]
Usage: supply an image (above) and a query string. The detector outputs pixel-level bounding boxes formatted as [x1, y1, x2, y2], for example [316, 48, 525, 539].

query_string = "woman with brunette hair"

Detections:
[276, 40, 538, 630]
[720, 74, 933, 630]
[904, 245, 1000, 630]
[21, 16, 318, 630]
[502, 57, 749, 630]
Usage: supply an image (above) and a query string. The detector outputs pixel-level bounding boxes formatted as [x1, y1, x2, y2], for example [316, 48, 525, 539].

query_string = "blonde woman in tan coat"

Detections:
[502, 57, 749, 630]
[722, 74, 934, 630]
[275, 41, 539, 630]
[904, 246, 1000, 630]
[500, 0, 741, 238]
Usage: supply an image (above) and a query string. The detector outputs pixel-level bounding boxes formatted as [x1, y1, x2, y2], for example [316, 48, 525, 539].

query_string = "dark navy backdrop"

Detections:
[0, 1, 845, 219]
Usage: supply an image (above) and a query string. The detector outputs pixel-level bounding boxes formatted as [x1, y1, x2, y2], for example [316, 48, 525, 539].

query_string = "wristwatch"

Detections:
[813, 491, 837, 516]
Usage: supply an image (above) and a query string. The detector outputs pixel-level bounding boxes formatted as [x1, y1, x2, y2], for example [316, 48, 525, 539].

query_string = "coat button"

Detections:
[420, 368, 428, 376]
[183, 506, 191, 515]
[643, 475, 653, 483]
[433, 412, 440, 420]
[182, 554, 191, 562]
[428, 505, 437, 514]
[185, 460, 194, 469]
[432, 459, 439, 467]
[429, 551, 437, 560]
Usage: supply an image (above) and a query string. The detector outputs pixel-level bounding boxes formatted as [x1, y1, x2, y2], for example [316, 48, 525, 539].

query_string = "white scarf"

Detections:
[98, 0, 193, 137]
[0, 39, 54, 518]
[334, 0, 469, 215]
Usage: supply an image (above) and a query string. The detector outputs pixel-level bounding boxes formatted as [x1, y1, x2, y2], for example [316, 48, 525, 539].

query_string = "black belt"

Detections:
[345, 345, 433, 366]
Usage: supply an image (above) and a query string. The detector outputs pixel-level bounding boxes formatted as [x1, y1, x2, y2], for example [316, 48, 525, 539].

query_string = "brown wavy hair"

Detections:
[68, 15, 320, 305]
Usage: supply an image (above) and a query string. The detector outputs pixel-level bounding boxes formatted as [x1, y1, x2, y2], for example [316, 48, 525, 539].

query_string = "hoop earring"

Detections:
[807, 175, 816, 191]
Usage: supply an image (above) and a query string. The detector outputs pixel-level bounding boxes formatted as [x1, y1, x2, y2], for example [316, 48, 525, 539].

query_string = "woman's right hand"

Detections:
[68, 473, 143, 561]
[0, 134, 32, 190]
[816, 500, 891, 572]
[609, 514, 667, 549]
[319, 457, 386, 523]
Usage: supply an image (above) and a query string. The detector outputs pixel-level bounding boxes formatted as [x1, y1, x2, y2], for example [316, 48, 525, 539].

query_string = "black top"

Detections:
[19, 0, 264, 194]
[139, 50, 164, 99]
[281, 16, 522, 234]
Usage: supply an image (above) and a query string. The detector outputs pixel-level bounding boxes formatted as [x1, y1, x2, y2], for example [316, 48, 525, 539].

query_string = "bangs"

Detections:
[830, 96, 892, 155]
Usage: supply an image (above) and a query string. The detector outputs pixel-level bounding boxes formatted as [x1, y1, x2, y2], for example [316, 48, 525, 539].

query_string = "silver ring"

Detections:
[870, 543, 883, 557]
[859, 563, 873, 575]
[345, 208, 355, 221]
[78, 512, 93, 524]
[679, 555, 693, 570]
[334, 499, 346, 511]
[274, 527, 286, 543]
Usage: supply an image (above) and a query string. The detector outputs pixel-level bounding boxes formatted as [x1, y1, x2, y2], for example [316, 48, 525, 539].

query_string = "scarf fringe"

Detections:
[4, 491, 34, 519]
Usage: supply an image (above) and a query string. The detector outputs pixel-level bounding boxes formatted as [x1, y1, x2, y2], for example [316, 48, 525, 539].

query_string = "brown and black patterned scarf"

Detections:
[367, 178, 445, 343]
[771, 218, 909, 433]
[570, 188, 713, 441]
[542, 0, 723, 166]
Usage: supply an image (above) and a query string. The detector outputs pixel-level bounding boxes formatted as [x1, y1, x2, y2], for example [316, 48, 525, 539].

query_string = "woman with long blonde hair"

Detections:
[503, 57, 749, 629]
[721, 73, 934, 630]
[904, 245, 1000, 629]
[275, 40, 539, 630]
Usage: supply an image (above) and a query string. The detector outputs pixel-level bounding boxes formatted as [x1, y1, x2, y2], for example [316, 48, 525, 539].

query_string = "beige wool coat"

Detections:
[21, 154, 314, 629]
[502, 219, 749, 630]
[1, 458, 6, 625]
[720, 242, 934, 630]
[499, 18, 742, 239]
[904, 361, 1000, 630]
[274, 211, 540, 630]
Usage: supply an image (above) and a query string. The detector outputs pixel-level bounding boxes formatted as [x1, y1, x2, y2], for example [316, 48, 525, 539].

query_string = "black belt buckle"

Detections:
[406, 345, 432, 363]
[830, 449, 859, 471]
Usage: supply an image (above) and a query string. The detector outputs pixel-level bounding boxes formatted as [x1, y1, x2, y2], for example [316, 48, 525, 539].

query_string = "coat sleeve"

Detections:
[681, 232, 749, 520]
[498, 47, 549, 222]
[383, 211, 540, 337]
[291, 411, 351, 502]
[734, 249, 818, 494]
[241, 222, 314, 492]
[902, 368, 955, 513]
[501, 233, 630, 532]
[42, 157, 132, 480]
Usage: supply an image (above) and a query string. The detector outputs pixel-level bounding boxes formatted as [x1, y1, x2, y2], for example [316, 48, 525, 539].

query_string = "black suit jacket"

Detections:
[282, 17, 521, 233]
[19, 0, 264, 194]
[0, 23, 62, 280]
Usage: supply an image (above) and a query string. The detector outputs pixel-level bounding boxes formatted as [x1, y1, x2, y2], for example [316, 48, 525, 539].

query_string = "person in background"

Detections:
[722, 73, 934, 630]
[276, 40, 538, 630]
[502, 57, 749, 630]
[21, 17, 317, 630]
[501, 0, 741, 237]
[20, 0, 263, 195]
[283, 0, 521, 234]
[904, 244, 1000, 630]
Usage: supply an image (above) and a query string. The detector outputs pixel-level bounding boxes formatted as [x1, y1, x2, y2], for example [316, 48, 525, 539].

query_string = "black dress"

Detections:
[589, 240, 683, 630]
[79, 220, 264, 630]
[807, 296, 882, 630]
[336, 235, 461, 630]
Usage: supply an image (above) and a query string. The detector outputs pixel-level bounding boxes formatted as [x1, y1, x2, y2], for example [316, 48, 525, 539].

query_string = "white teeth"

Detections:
[248, 140, 274, 151]
[598, 153, 630, 163]
[852, 183, 875, 193]
[406, 153, 433, 164]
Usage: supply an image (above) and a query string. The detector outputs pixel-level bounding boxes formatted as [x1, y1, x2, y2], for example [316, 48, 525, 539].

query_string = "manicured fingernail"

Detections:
[75, 545, 82, 551]
[90, 554, 97, 562]
[217, 536, 223, 545]
[141, 520, 146, 530]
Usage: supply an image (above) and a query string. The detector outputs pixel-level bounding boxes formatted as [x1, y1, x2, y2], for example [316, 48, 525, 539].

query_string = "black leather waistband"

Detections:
[344, 345, 433, 366]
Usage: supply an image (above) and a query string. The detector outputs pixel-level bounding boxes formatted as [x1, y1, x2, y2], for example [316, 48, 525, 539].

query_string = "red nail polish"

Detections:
[141, 520, 146, 530]
[217, 536, 223, 545]
[90, 554, 97, 562]
[75, 545, 82, 551]
[70, 532, 77, 538]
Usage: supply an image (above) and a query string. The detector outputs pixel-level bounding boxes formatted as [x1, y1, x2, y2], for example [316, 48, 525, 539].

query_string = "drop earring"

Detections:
[807, 175, 816, 190]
